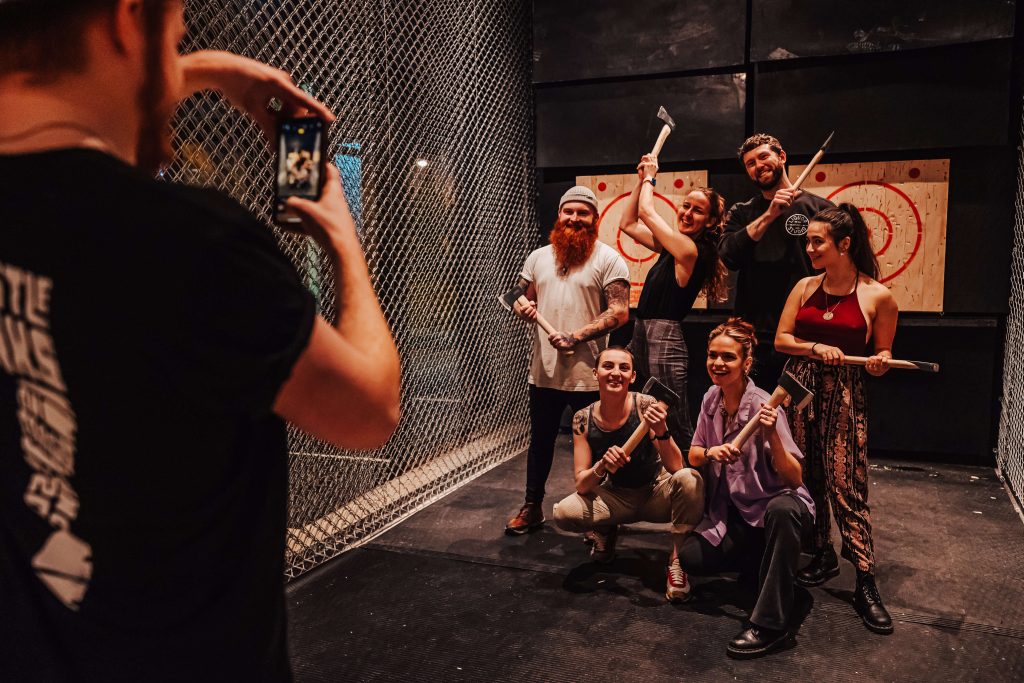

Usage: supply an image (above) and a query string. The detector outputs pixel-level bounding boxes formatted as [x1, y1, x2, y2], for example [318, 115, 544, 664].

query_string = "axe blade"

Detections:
[778, 371, 812, 411]
[656, 106, 676, 131]
[497, 283, 526, 312]
[642, 376, 680, 405]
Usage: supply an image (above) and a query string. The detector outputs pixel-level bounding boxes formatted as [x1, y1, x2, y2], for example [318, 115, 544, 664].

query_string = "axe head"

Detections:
[642, 376, 680, 406]
[497, 283, 526, 312]
[656, 106, 675, 131]
[778, 371, 813, 411]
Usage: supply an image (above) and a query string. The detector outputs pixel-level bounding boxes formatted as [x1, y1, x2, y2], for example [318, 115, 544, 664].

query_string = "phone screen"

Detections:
[275, 117, 325, 224]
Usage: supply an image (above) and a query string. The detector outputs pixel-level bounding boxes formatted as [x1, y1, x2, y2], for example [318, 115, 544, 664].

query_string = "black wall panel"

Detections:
[751, 0, 1015, 61]
[943, 149, 1015, 314]
[754, 41, 1013, 155]
[536, 74, 746, 167]
[533, 0, 746, 83]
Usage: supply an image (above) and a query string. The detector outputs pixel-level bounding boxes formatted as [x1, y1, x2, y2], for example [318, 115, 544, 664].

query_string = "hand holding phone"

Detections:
[275, 116, 327, 226]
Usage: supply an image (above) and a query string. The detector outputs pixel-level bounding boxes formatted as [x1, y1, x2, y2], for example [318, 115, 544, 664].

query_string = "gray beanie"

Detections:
[558, 185, 598, 212]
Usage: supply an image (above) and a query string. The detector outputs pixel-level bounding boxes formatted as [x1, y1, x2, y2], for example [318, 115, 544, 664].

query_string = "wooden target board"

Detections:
[577, 170, 709, 308]
[789, 159, 949, 312]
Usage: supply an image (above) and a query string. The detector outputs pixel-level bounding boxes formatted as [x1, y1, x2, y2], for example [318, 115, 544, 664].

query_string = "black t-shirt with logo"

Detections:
[0, 149, 316, 681]
[718, 191, 834, 337]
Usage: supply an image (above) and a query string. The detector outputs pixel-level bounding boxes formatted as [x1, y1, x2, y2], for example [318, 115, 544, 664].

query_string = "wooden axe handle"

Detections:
[517, 295, 574, 356]
[650, 124, 673, 157]
[791, 148, 826, 190]
[621, 418, 651, 457]
[728, 385, 788, 451]
[841, 356, 936, 371]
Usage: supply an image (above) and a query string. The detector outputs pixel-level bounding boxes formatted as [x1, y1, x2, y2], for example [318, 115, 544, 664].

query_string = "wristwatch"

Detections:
[644, 177, 657, 187]
[653, 431, 671, 441]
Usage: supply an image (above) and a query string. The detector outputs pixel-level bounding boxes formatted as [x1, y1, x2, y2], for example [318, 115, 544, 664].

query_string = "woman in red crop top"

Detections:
[775, 204, 898, 636]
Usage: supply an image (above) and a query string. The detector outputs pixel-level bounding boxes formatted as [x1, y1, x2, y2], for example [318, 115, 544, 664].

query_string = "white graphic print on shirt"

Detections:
[0, 260, 91, 610]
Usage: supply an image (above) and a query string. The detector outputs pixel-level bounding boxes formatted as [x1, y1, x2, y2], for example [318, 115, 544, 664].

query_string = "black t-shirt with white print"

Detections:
[0, 149, 316, 681]
[718, 191, 834, 337]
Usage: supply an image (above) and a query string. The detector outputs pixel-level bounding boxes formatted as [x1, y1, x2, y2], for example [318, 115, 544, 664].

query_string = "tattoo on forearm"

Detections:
[572, 409, 588, 436]
[573, 280, 629, 343]
[637, 395, 655, 413]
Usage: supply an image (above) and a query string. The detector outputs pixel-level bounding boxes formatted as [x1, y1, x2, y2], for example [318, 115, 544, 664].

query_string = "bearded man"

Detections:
[505, 186, 629, 535]
[0, 1, 400, 680]
[718, 133, 834, 389]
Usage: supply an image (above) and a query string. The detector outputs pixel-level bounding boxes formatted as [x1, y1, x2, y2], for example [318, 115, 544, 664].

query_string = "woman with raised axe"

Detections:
[551, 347, 704, 603]
[618, 154, 729, 454]
[681, 318, 814, 659]
[775, 204, 899, 635]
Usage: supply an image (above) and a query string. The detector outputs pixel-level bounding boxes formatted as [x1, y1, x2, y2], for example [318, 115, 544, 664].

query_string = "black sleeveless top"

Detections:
[635, 240, 710, 321]
[587, 394, 662, 489]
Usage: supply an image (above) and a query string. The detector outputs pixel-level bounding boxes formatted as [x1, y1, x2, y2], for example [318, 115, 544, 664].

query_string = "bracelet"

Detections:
[810, 343, 820, 356]
[653, 431, 671, 441]
[594, 462, 606, 477]
[703, 446, 711, 462]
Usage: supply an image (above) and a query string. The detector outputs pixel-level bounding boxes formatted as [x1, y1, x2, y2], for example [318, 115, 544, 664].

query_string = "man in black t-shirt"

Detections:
[0, 2, 400, 681]
[718, 133, 834, 388]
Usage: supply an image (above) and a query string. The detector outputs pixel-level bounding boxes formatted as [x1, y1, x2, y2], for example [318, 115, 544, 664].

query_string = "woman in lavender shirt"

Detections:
[681, 318, 815, 659]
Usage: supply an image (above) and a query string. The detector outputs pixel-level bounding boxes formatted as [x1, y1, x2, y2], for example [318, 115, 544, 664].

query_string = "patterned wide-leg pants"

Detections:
[786, 357, 875, 572]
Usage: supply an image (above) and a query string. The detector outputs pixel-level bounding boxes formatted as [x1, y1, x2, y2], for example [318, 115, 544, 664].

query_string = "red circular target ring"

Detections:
[599, 192, 678, 264]
[826, 181, 922, 283]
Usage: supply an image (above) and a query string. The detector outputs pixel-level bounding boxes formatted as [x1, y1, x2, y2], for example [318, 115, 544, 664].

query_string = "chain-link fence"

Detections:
[998, 100, 1024, 512]
[167, 0, 536, 579]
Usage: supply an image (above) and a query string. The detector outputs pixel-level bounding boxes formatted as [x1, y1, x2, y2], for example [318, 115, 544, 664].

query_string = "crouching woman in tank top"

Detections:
[775, 203, 899, 635]
[552, 347, 705, 604]
[681, 318, 815, 659]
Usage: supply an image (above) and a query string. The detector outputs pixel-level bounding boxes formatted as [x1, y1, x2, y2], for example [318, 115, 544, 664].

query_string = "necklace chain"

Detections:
[822, 274, 856, 321]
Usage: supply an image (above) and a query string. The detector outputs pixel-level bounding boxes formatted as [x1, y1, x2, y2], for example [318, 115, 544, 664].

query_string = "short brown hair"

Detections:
[737, 133, 783, 161]
[0, 1, 119, 82]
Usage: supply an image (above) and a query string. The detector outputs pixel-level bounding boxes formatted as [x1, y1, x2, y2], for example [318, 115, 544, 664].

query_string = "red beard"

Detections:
[549, 217, 598, 273]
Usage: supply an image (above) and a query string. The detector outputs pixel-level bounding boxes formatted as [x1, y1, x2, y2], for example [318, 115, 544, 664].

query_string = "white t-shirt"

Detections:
[521, 242, 629, 390]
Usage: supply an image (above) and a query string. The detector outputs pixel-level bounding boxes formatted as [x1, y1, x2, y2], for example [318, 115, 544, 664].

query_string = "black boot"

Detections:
[795, 545, 839, 587]
[726, 625, 791, 659]
[854, 571, 893, 634]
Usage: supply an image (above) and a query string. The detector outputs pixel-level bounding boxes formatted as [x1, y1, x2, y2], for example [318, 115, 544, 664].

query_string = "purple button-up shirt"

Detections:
[691, 381, 815, 547]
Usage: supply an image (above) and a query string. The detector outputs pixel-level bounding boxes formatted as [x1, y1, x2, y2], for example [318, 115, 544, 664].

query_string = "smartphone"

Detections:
[274, 116, 327, 225]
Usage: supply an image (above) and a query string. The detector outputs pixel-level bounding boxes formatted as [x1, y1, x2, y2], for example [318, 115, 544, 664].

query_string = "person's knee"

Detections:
[552, 495, 587, 532]
[671, 467, 704, 499]
[765, 495, 801, 528]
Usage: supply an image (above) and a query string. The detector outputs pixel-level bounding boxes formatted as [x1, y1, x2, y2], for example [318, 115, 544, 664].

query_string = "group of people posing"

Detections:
[504, 133, 899, 659]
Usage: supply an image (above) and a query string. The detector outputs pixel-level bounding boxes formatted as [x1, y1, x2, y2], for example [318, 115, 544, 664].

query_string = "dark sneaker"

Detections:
[589, 525, 618, 563]
[665, 558, 692, 603]
[854, 572, 894, 634]
[504, 502, 544, 536]
[726, 625, 791, 659]
[796, 545, 840, 587]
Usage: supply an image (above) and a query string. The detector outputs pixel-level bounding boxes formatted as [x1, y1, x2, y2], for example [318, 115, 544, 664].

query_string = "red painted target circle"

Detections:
[598, 192, 678, 264]
[826, 181, 922, 283]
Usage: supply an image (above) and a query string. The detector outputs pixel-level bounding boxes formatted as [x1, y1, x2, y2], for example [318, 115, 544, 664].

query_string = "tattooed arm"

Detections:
[549, 279, 630, 350]
[510, 276, 539, 322]
[571, 407, 606, 494]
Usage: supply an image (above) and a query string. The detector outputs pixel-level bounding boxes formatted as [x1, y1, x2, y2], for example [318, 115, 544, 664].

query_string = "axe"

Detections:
[620, 377, 680, 458]
[729, 371, 812, 451]
[649, 106, 676, 158]
[497, 283, 574, 355]
[791, 130, 835, 190]
[836, 355, 939, 373]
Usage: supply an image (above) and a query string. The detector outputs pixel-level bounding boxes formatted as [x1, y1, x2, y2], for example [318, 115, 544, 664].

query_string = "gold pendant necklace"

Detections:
[822, 291, 841, 321]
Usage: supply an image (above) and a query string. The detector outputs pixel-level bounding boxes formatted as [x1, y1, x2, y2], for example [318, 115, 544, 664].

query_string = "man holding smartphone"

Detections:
[0, 1, 400, 680]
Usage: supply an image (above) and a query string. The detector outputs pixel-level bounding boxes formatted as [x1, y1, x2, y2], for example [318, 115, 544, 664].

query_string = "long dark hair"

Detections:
[690, 187, 729, 303]
[811, 203, 879, 280]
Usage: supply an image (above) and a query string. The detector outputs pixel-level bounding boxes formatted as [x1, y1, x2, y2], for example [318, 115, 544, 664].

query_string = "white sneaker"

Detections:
[666, 558, 691, 603]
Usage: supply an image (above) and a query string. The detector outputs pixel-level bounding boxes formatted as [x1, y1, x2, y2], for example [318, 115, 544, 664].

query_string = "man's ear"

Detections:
[777, 148, 787, 166]
[111, 0, 146, 57]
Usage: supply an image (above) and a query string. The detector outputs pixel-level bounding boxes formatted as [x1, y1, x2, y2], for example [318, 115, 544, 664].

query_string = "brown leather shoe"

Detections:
[505, 502, 544, 535]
